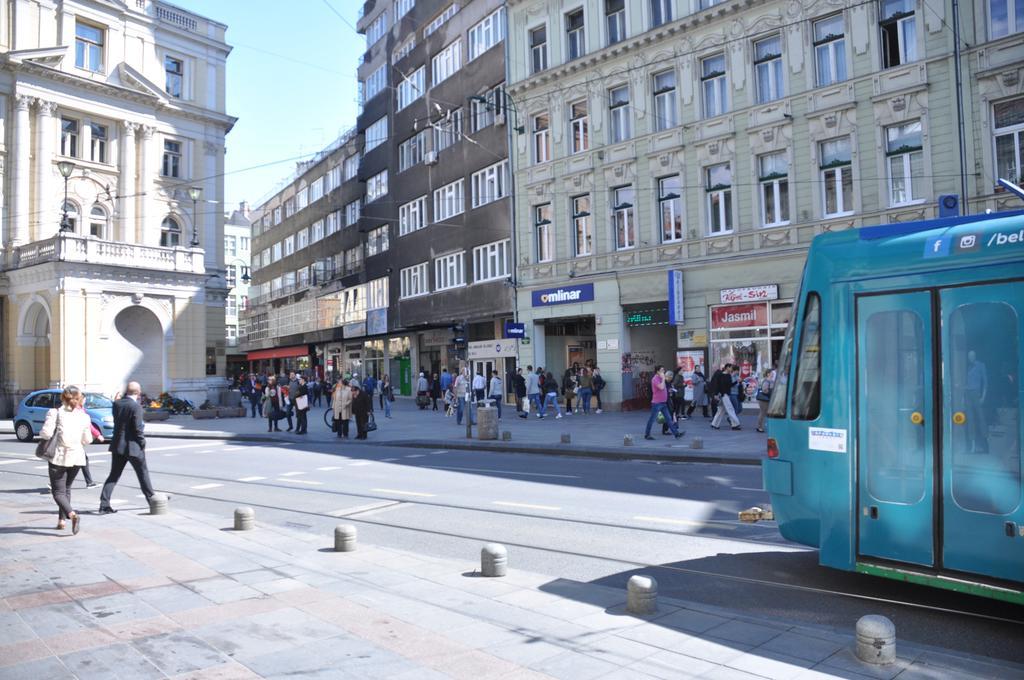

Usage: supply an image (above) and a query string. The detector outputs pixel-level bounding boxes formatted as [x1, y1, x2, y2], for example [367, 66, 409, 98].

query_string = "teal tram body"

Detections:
[763, 210, 1024, 603]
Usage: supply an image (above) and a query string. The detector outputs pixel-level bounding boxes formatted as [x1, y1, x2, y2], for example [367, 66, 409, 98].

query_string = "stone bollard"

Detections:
[476, 402, 499, 441]
[855, 615, 896, 664]
[623, 434, 634, 446]
[234, 507, 255, 531]
[560, 433, 571, 444]
[334, 524, 357, 552]
[690, 437, 704, 450]
[626, 574, 658, 615]
[502, 430, 512, 441]
[481, 543, 507, 577]
[148, 493, 168, 515]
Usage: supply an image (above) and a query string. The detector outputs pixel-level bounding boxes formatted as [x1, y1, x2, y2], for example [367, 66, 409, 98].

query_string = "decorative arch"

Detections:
[99, 294, 173, 341]
[161, 214, 183, 247]
[17, 294, 52, 345]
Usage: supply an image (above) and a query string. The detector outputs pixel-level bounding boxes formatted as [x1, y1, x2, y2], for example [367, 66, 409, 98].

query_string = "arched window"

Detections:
[89, 205, 108, 239]
[61, 201, 80, 233]
[160, 216, 181, 247]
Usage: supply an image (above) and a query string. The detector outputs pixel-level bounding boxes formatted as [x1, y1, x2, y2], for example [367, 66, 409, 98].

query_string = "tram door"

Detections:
[939, 283, 1023, 583]
[856, 292, 936, 567]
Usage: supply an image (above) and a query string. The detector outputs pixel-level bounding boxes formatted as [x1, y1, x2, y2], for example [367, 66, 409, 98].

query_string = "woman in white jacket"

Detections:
[40, 386, 94, 534]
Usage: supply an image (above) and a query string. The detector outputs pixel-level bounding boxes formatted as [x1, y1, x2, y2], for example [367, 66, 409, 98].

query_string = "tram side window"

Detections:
[790, 293, 822, 420]
[766, 312, 796, 418]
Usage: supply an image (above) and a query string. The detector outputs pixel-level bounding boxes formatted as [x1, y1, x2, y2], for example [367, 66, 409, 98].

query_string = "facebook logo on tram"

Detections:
[924, 235, 950, 258]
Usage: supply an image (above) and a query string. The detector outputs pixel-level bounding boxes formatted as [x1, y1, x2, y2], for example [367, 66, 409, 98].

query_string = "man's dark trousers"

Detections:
[100, 454, 155, 508]
[100, 396, 154, 511]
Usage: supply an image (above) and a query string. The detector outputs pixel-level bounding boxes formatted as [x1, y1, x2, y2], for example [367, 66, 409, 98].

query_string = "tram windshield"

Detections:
[767, 263, 805, 418]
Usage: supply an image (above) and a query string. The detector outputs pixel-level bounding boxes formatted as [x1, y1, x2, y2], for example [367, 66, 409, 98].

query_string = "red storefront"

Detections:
[246, 345, 313, 377]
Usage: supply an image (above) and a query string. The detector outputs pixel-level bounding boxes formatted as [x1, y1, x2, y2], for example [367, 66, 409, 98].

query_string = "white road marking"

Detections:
[34, 465, 48, 470]
[422, 465, 580, 479]
[0, 459, 29, 465]
[404, 454, 425, 459]
[328, 501, 399, 516]
[162, 454, 178, 457]
[224, 447, 244, 451]
[633, 515, 736, 531]
[87, 452, 111, 457]
[316, 466, 342, 471]
[379, 458, 398, 462]
[280, 471, 305, 477]
[348, 461, 372, 467]
[371, 488, 435, 498]
[493, 501, 561, 511]
[429, 450, 448, 454]
[148, 443, 216, 452]
[237, 476, 266, 482]
[199, 450, 216, 454]
[136, 494, 146, 498]
[190, 483, 223, 490]
[277, 478, 323, 486]
[732, 486, 764, 492]
[111, 499, 128, 505]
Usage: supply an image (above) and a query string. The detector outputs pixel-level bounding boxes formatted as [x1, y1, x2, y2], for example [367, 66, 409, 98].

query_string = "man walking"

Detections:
[711, 364, 742, 430]
[99, 381, 156, 514]
[488, 370, 503, 419]
[525, 366, 541, 415]
[513, 367, 527, 418]
[644, 366, 684, 441]
[285, 371, 300, 431]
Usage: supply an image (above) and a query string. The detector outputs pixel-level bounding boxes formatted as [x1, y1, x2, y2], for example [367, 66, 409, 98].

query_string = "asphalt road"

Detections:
[1, 436, 1021, 664]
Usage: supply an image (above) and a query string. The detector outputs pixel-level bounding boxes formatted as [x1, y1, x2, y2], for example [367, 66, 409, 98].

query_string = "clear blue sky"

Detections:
[171, 0, 364, 212]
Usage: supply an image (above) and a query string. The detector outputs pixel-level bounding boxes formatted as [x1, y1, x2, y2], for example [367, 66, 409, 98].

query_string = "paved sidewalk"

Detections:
[5, 398, 766, 464]
[1, 493, 1020, 679]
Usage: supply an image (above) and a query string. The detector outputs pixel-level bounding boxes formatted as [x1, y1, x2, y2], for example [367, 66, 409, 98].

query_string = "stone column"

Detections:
[11, 95, 33, 248]
[34, 100, 59, 241]
[139, 126, 157, 245]
[118, 121, 138, 243]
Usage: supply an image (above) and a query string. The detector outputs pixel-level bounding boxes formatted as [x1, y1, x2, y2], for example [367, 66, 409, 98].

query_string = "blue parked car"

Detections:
[14, 389, 115, 442]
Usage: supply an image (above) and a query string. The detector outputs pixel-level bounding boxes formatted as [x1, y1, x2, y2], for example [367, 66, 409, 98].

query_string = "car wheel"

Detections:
[15, 421, 33, 442]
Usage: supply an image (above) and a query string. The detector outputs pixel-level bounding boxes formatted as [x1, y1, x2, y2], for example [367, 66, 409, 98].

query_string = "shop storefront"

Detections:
[708, 285, 791, 395]
[246, 345, 312, 376]
[468, 339, 519, 403]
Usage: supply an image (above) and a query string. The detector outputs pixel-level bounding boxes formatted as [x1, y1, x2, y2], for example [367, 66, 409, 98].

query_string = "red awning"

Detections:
[247, 346, 308, 361]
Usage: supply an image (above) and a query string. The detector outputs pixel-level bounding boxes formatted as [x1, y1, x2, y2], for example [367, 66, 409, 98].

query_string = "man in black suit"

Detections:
[99, 381, 156, 513]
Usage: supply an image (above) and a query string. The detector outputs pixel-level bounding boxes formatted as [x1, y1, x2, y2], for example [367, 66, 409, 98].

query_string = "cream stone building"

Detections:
[0, 0, 235, 412]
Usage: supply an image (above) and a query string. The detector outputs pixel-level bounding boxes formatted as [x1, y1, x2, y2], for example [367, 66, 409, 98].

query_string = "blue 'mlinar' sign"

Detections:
[531, 283, 595, 307]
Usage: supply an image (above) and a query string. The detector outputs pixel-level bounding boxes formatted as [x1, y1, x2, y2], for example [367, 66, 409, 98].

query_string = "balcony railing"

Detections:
[12, 234, 205, 275]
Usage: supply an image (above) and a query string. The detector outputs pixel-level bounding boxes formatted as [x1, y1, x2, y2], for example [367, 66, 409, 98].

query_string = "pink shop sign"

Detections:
[719, 284, 779, 304]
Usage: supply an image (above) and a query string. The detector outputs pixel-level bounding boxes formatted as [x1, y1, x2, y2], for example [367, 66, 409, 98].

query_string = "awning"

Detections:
[246, 345, 309, 361]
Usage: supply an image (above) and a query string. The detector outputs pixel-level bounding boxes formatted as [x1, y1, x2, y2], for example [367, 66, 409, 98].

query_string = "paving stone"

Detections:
[0, 656, 76, 680]
[60, 642, 164, 679]
[78, 591, 164, 625]
[0, 610, 37, 645]
[725, 650, 813, 680]
[669, 636, 754, 666]
[132, 632, 231, 676]
[914, 649, 1024, 679]
[241, 634, 416, 679]
[698, 666, 770, 680]
[134, 584, 215, 614]
[758, 631, 845, 664]
[446, 621, 527, 650]
[488, 638, 568, 666]
[578, 635, 662, 666]
[704, 619, 783, 647]
[653, 608, 732, 635]
[531, 648, 624, 680]
[167, 660, 264, 679]
[627, 649, 717, 679]
[818, 648, 911, 680]
[226, 568, 286, 586]
[17, 600, 98, 637]
[194, 606, 347, 660]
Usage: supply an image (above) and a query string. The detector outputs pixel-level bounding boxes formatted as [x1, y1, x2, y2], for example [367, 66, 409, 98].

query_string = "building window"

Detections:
[469, 7, 505, 60]
[75, 21, 103, 72]
[272, 242, 282, 261]
[364, 65, 387, 104]
[344, 154, 359, 180]
[399, 131, 426, 172]
[613, 187, 635, 250]
[572, 195, 592, 257]
[471, 160, 509, 208]
[397, 65, 424, 110]
[820, 136, 853, 217]
[473, 239, 509, 282]
[273, 207, 282, 225]
[651, 0, 672, 27]
[160, 216, 181, 247]
[297, 187, 309, 210]
[530, 25, 548, 74]
[705, 163, 733, 234]
[297, 228, 309, 250]
[533, 113, 551, 163]
[61, 118, 79, 157]
[395, 0, 415, 20]
[344, 246, 363, 274]
[880, 0, 916, 68]
[62, 201, 79, 233]
[366, 225, 390, 257]
[434, 179, 465, 220]
[566, 8, 585, 61]
[434, 251, 466, 291]
[284, 235, 295, 256]
[608, 85, 631, 143]
[701, 54, 728, 118]
[367, 170, 388, 202]
[432, 39, 462, 86]
[240, 237, 250, 251]
[327, 211, 341, 234]
[310, 221, 324, 242]
[226, 266, 237, 289]
[345, 200, 360, 226]
[162, 140, 181, 177]
[658, 176, 683, 243]
[424, 4, 457, 38]
[434, 108, 463, 151]
[365, 116, 388, 152]
[570, 100, 589, 153]
[652, 70, 678, 131]
[164, 56, 183, 98]
[814, 15, 847, 87]
[995, 97, 1024, 184]
[886, 120, 924, 206]
[991, 0, 1024, 38]
[310, 176, 324, 202]
[227, 298, 237, 316]
[399, 195, 427, 235]
[366, 11, 388, 47]
[225, 235, 237, 256]
[284, 198, 295, 218]
[400, 262, 429, 299]
[471, 94, 495, 131]
[606, 0, 625, 45]
[89, 205, 107, 239]
[759, 152, 790, 227]
[535, 204, 554, 262]
[89, 123, 108, 163]
[754, 36, 783, 103]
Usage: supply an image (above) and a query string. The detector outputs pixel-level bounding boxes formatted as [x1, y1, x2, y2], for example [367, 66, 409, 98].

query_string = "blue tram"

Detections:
[763, 210, 1024, 603]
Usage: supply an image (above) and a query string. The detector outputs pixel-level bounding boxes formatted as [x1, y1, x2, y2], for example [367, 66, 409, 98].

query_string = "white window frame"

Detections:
[344, 154, 360, 180]
[885, 120, 924, 206]
[814, 15, 847, 87]
[310, 176, 324, 202]
[400, 262, 430, 299]
[652, 70, 678, 131]
[399, 131, 426, 172]
[572, 195, 592, 257]
[367, 170, 388, 202]
[566, 8, 585, 61]
[296, 228, 309, 250]
[424, 4, 458, 38]
[434, 251, 466, 291]
[994, 97, 1024, 185]
[608, 85, 631, 143]
[658, 176, 684, 243]
[434, 179, 465, 220]
[311, 219, 325, 242]
[469, 7, 505, 61]
[432, 39, 463, 86]
[879, 0, 916, 69]
[533, 113, 551, 163]
[471, 160, 509, 208]
[535, 204, 554, 263]
[399, 195, 428, 235]
[75, 20, 104, 73]
[990, 0, 1024, 38]
[366, 225, 390, 257]
[605, 0, 626, 46]
[366, 12, 388, 47]
[650, 0, 672, 28]
[530, 24, 548, 74]
[758, 152, 790, 228]
[701, 53, 728, 119]
[434, 108, 463, 151]
[612, 186, 635, 250]
[472, 239, 510, 283]
[365, 117, 388, 152]
[820, 137, 854, 217]
[346, 200, 361, 226]
[705, 163, 733, 234]
[397, 65, 425, 110]
[364, 64, 387, 103]
[570, 100, 589, 153]
[754, 35, 784, 104]
[284, 235, 295, 256]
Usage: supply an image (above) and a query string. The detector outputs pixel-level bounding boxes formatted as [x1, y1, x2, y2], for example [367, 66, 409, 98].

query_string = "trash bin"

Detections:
[476, 399, 498, 440]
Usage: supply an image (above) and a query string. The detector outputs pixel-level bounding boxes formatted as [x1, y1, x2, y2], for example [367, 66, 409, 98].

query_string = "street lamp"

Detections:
[188, 186, 202, 247]
[57, 160, 75, 233]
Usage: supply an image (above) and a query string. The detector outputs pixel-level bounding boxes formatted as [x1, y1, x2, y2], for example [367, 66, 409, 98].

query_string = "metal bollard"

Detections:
[234, 507, 255, 531]
[502, 430, 512, 441]
[690, 437, 704, 450]
[623, 434, 634, 446]
[560, 433, 571, 444]
[334, 524, 357, 552]
[480, 543, 507, 577]
[626, 574, 658, 615]
[148, 493, 168, 515]
[855, 615, 896, 664]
